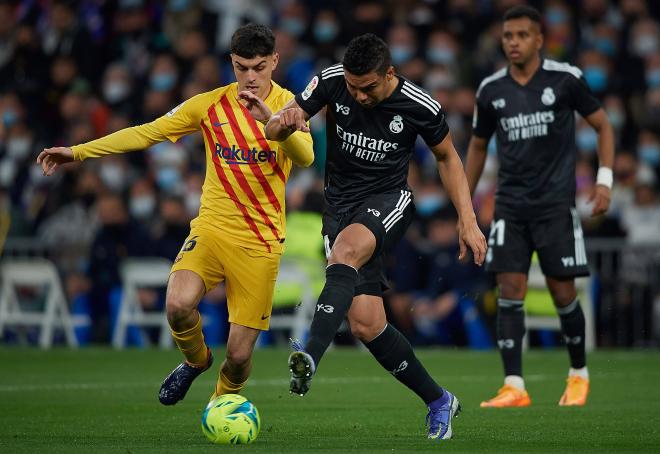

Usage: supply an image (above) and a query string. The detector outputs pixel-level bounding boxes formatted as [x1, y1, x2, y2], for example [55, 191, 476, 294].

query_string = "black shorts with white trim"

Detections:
[322, 189, 415, 297]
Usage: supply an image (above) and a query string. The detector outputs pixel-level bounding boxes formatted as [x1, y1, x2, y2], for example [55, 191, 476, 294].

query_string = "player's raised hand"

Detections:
[590, 184, 611, 216]
[36, 147, 74, 176]
[458, 219, 488, 266]
[279, 107, 310, 133]
[238, 90, 272, 124]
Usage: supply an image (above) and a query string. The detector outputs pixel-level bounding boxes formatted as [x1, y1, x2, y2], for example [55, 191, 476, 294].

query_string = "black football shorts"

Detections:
[485, 205, 590, 278]
[323, 189, 415, 297]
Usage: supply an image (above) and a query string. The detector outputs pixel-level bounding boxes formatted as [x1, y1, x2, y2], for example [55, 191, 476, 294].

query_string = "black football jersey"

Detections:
[295, 64, 449, 213]
[472, 59, 601, 219]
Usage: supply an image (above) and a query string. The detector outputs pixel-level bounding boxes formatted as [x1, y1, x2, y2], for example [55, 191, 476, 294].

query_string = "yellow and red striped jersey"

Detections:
[72, 81, 313, 254]
[154, 82, 313, 254]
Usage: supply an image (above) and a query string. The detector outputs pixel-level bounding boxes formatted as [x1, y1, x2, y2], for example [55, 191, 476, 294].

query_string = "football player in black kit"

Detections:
[465, 6, 614, 408]
[261, 33, 487, 441]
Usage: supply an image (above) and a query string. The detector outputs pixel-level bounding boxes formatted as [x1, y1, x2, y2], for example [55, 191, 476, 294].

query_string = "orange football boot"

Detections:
[559, 376, 589, 406]
[480, 385, 532, 408]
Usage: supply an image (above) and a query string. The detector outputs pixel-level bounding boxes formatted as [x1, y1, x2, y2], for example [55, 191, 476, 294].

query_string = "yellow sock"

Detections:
[213, 371, 247, 398]
[171, 314, 209, 368]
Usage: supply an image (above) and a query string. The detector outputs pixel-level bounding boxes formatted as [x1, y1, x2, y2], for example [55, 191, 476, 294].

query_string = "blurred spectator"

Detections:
[87, 193, 153, 342]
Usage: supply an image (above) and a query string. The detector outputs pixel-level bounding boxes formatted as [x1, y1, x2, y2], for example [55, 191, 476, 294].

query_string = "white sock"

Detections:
[569, 367, 589, 380]
[504, 375, 525, 391]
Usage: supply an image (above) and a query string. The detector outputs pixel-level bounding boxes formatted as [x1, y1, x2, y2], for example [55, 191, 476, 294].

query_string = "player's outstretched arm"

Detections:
[465, 135, 489, 196]
[584, 108, 615, 216]
[264, 99, 310, 142]
[430, 133, 488, 265]
[240, 92, 314, 167]
[36, 123, 168, 176]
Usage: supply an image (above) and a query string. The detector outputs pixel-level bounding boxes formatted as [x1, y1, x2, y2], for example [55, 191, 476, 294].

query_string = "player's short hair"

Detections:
[230, 23, 275, 58]
[503, 5, 542, 25]
[343, 33, 392, 76]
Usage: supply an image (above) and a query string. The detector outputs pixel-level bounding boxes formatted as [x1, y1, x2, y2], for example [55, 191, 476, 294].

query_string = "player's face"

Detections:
[344, 66, 395, 108]
[502, 17, 543, 66]
[231, 53, 279, 99]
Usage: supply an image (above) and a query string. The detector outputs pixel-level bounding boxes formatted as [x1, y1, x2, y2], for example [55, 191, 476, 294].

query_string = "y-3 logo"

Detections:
[336, 103, 350, 115]
[316, 304, 334, 313]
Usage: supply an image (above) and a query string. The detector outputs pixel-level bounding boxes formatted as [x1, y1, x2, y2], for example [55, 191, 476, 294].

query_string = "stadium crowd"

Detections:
[1, 0, 659, 346]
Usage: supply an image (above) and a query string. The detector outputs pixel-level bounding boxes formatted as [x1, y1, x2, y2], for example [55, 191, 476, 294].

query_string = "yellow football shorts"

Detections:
[170, 225, 281, 330]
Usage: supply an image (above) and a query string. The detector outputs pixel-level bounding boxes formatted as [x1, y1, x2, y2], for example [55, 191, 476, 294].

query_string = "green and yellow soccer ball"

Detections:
[201, 394, 260, 444]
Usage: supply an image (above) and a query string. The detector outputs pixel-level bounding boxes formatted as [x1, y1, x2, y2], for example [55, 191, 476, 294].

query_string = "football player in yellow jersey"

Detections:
[36, 24, 314, 405]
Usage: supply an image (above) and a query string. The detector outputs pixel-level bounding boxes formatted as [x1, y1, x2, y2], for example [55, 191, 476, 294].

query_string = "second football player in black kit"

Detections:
[264, 34, 487, 440]
[465, 6, 615, 408]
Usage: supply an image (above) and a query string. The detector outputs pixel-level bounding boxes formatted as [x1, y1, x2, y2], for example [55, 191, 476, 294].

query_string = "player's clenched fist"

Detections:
[36, 147, 74, 176]
[279, 108, 310, 133]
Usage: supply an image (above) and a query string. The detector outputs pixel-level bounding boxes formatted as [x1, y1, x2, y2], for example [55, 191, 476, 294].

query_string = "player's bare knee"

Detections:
[328, 241, 361, 266]
[165, 294, 196, 325]
[225, 347, 252, 368]
[349, 319, 381, 342]
[498, 281, 526, 300]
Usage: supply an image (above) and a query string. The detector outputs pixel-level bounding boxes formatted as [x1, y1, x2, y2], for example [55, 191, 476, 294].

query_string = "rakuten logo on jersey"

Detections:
[336, 125, 398, 162]
[500, 110, 555, 142]
[215, 144, 276, 165]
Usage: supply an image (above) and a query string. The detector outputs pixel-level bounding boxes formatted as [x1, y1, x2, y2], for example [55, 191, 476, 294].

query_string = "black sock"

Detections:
[364, 324, 443, 404]
[305, 263, 358, 366]
[497, 298, 525, 377]
[557, 298, 586, 368]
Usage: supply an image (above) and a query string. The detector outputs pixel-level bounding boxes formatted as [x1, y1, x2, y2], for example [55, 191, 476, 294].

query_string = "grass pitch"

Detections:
[1, 347, 658, 453]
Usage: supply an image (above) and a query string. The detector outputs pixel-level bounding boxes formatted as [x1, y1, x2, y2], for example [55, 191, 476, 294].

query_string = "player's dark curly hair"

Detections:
[230, 23, 276, 58]
[343, 33, 392, 76]
[503, 5, 542, 25]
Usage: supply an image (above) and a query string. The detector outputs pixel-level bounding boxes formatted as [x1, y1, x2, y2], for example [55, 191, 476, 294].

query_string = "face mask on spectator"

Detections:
[0, 160, 16, 187]
[607, 109, 625, 130]
[576, 128, 598, 153]
[594, 38, 615, 57]
[151, 72, 177, 92]
[390, 45, 414, 64]
[130, 195, 156, 219]
[546, 8, 568, 26]
[100, 164, 127, 191]
[103, 81, 130, 103]
[575, 193, 592, 218]
[417, 193, 446, 217]
[7, 137, 31, 159]
[157, 167, 181, 192]
[426, 46, 456, 65]
[583, 66, 608, 92]
[185, 191, 201, 216]
[2, 109, 18, 128]
[646, 69, 660, 88]
[281, 17, 306, 37]
[314, 21, 338, 43]
[168, 0, 190, 12]
[639, 144, 660, 166]
[633, 34, 659, 57]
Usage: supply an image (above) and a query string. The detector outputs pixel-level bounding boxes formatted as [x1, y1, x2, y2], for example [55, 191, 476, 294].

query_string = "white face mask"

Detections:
[575, 193, 593, 218]
[185, 191, 202, 216]
[100, 164, 126, 191]
[7, 137, 31, 159]
[103, 81, 130, 104]
[0, 159, 17, 187]
[129, 195, 156, 219]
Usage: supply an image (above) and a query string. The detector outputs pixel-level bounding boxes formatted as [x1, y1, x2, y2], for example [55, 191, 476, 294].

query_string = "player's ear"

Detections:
[271, 52, 280, 71]
[534, 24, 544, 51]
[386, 65, 395, 81]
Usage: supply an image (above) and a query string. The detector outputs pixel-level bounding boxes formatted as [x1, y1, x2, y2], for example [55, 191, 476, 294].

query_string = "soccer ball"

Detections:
[201, 394, 260, 444]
